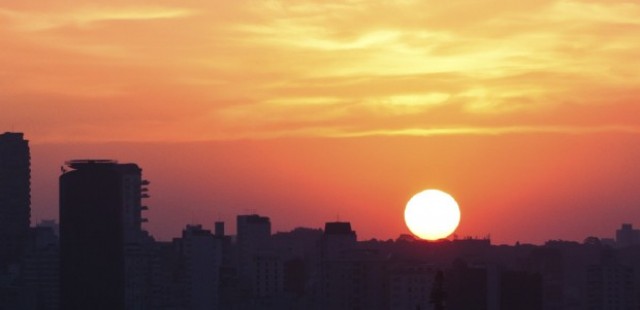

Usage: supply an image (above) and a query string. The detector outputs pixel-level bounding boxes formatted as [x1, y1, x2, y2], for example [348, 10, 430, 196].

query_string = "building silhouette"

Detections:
[318, 221, 391, 310]
[616, 224, 640, 248]
[59, 159, 149, 310]
[388, 261, 436, 310]
[236, 214, 274, 307]
[500, 270, 543, 310]
[180, 225, 222, 310]
[236, 215, 271, 276]
[586, 250, 636, 310]
[237, 214, 271, 258]
[22, 223, 60, 310]
[7, 133, 640, 309]
[116, 164, 155, 309]
[321, 222, 356, 260]
[0, 132, 30, 270]
[115, 164, 150, 241]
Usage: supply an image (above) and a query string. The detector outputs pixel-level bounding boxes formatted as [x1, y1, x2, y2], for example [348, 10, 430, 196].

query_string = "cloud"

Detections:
[0, 6, 195, 32]
[1, 0, 640, 141]
[331, 125, 640, 138]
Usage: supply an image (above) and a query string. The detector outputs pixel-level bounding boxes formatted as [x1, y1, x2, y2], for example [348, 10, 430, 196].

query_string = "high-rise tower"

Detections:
[236, 215, 271, 267]
[236, 214, 272, 297]
[0, 132, 30, 269]
[59, 159, 149, 310]
[114, 163, 149, 240]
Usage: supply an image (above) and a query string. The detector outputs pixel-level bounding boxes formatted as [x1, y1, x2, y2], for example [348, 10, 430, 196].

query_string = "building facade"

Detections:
[181, 225, 221, 310]
[59, 159, 150, 310]
[0, 132, 30, 269]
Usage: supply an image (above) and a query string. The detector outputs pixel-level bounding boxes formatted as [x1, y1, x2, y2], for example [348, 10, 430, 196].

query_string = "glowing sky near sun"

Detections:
[3, 0, 640, 243]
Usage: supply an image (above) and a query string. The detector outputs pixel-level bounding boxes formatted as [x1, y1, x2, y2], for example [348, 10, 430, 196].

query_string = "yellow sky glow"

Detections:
[1, 0, 639, 142]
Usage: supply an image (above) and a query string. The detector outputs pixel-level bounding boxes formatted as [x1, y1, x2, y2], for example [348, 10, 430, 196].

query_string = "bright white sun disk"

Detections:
[404, 189, 460, 240]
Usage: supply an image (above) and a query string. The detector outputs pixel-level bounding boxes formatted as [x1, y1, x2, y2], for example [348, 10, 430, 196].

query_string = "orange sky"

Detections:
[3, 1, 640, 244]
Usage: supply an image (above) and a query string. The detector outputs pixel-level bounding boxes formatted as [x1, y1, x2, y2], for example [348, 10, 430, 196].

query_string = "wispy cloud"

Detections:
[0, 6, 195, 31]
[331, 125, 640, 138]
[1, 0, 640, 141]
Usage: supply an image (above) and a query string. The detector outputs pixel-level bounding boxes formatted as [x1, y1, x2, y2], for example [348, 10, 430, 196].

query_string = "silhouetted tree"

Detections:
[430, 270, 447, 310]
[583, 236, 601, 246]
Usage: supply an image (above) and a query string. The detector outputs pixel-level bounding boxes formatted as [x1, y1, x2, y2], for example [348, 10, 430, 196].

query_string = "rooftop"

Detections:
[65, 159, 118, 169]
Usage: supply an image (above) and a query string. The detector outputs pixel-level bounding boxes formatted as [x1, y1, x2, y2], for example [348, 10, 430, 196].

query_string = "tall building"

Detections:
[116, 164, 155, 309]
[115, 164, 150, 240]
[181, 225, 222, 310]
[237, 215, 271, 248]
[236, 214, 272, 300]
[586, 250, 636, 310]
[321, 222, 356, 260]
[237, 215, 271, 266]
[388, 261, 436, 310]
[615, 224, 640, 247]
[0, 132, 31, 269]
[317, 222, 390, 310]
[59, 159, 150, 310]
[22, 224, 60, 310]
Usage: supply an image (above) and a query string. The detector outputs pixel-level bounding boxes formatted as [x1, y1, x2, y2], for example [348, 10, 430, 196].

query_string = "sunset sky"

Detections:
[3, 0, 640, 244]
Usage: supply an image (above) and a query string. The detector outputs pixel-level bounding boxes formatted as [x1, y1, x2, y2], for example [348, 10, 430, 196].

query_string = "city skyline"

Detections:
[3, 0, 640, 245]
[4, 136, 640, 309]
[23, 136, 637, 244]
[5, 132, 640, 244]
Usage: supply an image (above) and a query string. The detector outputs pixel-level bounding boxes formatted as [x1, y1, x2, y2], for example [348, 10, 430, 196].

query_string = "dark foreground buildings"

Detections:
[59, 160, 150, 310]
[0, 132, 31, 270]
[4, 141, 640, 309]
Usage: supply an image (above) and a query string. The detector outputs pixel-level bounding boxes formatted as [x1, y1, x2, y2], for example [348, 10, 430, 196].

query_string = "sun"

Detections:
[404, 189, 461, 240]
